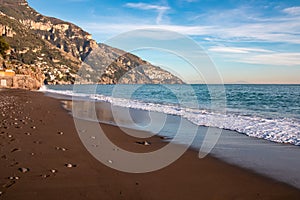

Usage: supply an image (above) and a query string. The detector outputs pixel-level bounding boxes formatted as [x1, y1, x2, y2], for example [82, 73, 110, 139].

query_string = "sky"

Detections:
[27, 0, 300, 84]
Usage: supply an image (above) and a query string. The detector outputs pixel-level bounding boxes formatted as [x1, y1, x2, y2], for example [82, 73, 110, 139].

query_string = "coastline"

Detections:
[0, 89, 299, 200]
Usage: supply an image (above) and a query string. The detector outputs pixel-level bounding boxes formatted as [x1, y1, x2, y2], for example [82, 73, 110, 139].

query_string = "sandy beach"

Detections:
[0, 89, 299, 200]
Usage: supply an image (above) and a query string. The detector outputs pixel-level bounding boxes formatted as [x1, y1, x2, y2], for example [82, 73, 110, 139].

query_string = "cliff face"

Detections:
[0, 0, 95, 85]
[0, 24, 15, 37]
[19, 17, 98, 61]
[0, 0, 184, 86]
[0, 0, 97, 61]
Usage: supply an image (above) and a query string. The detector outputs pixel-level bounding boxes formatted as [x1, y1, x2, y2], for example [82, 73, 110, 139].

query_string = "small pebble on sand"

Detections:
[9, 176, 20, 180]
[57, 131, 64, 135]
[65, 163, 77, 168]
[19, 167, 30, 173]
[50, 169, 57, 173]
[41, 174, 50, 178]
[55, 147, 67, 151]
[136, 141, 151, 146]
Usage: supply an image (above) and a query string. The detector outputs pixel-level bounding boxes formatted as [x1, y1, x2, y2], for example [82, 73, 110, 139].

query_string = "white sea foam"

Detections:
[41, 88, 300, 146]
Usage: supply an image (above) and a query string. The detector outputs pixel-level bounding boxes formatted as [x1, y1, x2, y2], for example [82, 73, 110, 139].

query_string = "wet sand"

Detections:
[0, 89, 299, 200]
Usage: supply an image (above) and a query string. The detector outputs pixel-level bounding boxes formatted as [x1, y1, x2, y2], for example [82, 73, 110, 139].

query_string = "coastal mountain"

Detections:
[80, 43, 184, 84]
[0, 0, 184, 86]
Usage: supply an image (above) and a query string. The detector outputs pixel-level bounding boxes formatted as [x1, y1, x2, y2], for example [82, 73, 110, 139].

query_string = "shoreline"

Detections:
[0, 89, 299, 199]
[62, 95, 300, 188]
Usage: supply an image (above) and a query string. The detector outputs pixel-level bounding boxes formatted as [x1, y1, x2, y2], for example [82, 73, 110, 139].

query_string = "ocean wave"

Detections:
[40, 87, 300, 146]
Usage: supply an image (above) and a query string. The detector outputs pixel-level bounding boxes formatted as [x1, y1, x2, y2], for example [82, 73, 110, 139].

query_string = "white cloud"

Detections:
[283, 7, 300, 16]
[85, 21, 300, 44]
[209, 46, 274, 54]
[189, 6, 300, 44]
[125, 3, 170, 11]
[83, 24, 300, 67]
[82, 5, 300, 47]
[208, 46, 300, 66]
[207, 46, 300, 66]
[125, 2, 170, 24]
[83, 23, 213, 36]
[240, 53, 300, 66]
[181, 0, 198, 2]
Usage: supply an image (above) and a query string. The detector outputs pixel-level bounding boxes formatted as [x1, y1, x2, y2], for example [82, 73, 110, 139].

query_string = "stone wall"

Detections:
[0, 76, 13, 87]
[0, 75, 43, 90]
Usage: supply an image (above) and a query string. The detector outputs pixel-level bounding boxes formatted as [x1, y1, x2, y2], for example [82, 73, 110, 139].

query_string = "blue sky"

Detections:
[27, 0, 300, 84]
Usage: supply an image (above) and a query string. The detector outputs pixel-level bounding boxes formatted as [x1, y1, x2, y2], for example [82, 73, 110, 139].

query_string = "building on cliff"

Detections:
[0, 69, 41, 90]
[0, 69, 15, 77]
[0, 68, 15, 87]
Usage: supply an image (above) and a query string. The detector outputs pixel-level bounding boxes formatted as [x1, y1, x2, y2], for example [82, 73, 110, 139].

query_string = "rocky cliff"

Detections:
[79, 43, 184, 84]
[0, 0, 184, 86]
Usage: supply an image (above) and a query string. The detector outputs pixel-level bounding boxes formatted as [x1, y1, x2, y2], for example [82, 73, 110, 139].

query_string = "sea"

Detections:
[40, 84, 300, 188]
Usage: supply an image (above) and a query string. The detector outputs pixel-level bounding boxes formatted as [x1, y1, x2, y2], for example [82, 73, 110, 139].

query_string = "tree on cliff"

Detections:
[0, 36, 10, 58]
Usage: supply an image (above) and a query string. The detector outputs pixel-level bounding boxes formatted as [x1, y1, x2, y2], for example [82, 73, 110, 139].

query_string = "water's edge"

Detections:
[47, 92, 300, 189]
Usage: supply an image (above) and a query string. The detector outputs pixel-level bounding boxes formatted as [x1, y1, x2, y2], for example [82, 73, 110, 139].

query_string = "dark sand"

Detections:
[0, 89, 299, 200]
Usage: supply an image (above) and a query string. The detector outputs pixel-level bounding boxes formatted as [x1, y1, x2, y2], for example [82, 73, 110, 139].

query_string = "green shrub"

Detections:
[0, 37, 10, 57]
